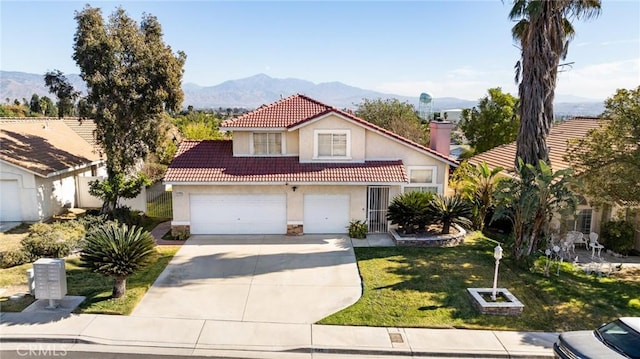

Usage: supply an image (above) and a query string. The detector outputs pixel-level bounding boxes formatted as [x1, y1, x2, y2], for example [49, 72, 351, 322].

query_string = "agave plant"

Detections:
[387, 191, 433, 234]
[427, 195, 473, 234]
[81, 223, 156, 298]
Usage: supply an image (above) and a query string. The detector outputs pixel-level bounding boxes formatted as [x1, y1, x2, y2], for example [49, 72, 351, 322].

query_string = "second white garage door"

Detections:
[303, 194, 349, 234]
[190, 194, 286, 234]
[0, 180, 22, 222]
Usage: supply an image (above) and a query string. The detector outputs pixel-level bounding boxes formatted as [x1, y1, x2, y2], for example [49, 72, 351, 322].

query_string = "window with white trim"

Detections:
[403, 166, 441, 194]
[565, 209, 593, 234]
[252, 132, 283, 155]
[314, 130, 350, 159]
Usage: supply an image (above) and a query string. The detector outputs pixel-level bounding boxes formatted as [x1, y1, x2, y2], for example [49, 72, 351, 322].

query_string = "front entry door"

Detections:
[367, 186, 390, 233]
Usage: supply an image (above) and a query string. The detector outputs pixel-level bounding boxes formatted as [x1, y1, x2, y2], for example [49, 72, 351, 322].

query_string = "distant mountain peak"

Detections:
[0, 70, 604, 116]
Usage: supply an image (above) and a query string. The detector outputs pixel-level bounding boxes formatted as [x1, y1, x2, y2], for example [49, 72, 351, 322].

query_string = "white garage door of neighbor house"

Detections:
[304, 194, 350, 234]
[190, 194, 287, 234]
[0, 180, 21, 222]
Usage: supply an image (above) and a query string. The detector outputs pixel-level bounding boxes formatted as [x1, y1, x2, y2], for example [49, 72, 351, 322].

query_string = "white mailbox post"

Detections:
[33, 258, 67, 309]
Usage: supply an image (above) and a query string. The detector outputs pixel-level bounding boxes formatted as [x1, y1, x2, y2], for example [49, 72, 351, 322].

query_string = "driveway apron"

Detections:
[131, 235, 361, 324]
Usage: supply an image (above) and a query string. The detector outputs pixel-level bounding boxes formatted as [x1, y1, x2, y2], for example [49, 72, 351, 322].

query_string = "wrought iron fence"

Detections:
[146, 184, 173, 219]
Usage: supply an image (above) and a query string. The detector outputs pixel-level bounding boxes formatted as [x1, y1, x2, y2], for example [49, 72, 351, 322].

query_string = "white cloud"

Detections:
[374, 66, 518, 100]
[556, 58, 640, 99]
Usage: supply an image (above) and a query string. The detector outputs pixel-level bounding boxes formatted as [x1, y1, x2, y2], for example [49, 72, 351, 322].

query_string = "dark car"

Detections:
[554, 317, 640, 359]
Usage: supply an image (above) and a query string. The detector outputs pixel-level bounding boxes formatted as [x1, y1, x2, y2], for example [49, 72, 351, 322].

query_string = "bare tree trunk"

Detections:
[112, 276, 126, 298]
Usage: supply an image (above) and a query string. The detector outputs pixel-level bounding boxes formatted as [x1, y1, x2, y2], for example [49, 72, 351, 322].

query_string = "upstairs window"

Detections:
[252, 133, 282, 155]
[314, 130, 350, 159]
[404, 166, 441, 194]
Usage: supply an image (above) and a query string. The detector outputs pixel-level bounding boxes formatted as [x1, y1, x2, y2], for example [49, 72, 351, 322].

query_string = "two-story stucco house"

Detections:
[165, 94, 457, 236]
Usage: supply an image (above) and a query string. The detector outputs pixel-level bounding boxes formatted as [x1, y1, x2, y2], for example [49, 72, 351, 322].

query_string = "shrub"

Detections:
[426, 195, 473, 234]
[600, 220, 635, 255]
[77, 214, 115, 235]
[112, 206, 143, 227]
[387, 191, 434, 234]
[348, 220, 368, 239]
[81, 223, 156, 298]
[21, 221, 85, 260]
[0, 249, 31, 268]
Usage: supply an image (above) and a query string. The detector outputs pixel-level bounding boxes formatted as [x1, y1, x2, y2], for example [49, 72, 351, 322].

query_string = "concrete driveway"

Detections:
[131, 235, 361, 324]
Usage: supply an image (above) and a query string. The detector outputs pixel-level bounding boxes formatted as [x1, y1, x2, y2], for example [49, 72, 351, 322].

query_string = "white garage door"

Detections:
[0, 180, 22, 222]
[190, 194, 286, 234]
[304, 194, 349, 234]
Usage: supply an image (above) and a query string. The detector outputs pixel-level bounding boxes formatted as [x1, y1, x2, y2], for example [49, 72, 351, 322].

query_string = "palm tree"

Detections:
[427, 195, 473, 235]
[510, 0, 601, 167]
[458, 162, 504, 231]
[81, 223, 156, 298]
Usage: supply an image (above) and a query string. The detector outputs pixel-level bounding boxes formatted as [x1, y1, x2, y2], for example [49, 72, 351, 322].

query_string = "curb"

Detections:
[0, 336, 554, 358]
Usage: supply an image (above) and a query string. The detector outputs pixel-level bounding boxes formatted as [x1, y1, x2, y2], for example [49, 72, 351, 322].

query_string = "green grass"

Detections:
[319, 232, 640, 331]
[0, 223, 31, 252]
[0, 246, 179, 314]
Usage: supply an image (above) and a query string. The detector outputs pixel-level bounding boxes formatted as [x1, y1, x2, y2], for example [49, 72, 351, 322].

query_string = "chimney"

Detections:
[429, 121, 453, 158]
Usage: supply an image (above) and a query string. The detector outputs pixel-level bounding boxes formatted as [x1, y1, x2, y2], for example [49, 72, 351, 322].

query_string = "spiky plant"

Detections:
[387, 191, 434, 234]
[81, 223, 156, 298]
[427, 195, 473, 234]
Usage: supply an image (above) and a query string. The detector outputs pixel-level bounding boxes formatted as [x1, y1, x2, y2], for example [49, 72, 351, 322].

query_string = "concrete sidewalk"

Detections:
[0, 311, 556, 358]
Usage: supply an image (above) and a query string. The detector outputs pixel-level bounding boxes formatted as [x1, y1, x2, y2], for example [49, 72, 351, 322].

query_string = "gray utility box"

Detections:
[33, 258, 67, 300]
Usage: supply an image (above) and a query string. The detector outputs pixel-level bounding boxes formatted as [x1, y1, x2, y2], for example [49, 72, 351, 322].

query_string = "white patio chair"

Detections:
[571, 231, 588, 250]
[589, 232, 604, 259]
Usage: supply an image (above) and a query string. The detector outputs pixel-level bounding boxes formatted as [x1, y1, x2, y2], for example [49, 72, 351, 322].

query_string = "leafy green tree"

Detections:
[387, 191, 434, 234]
[566, 87, 640, 206]
[492, 159, 577, 260]
[29, 94, 42, 114]
[73, 6, 186, 214]
[452, 161, 504, 230]
[89, 173, 150, 215]
[39, 96, 57, 117]
[510, 0, 601, 167]
[173, 111, 226, 140]
[426, 195, 473, 234]
[459, 88, 519, 154]
[81, 223, 156, 298]
[44, 69, 80, 118]
[356, 98, 429, 146]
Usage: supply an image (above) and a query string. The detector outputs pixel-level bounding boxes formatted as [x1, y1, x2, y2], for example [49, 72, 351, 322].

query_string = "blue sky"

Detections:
[1, 1, 638, 101]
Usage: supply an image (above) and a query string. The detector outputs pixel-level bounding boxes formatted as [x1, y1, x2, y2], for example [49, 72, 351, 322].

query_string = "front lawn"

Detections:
[319, 232, 640, 331]
[0, 245, 179, 314]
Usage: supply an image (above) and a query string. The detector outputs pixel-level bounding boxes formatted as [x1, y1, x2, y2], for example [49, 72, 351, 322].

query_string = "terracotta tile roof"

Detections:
[221, 94, 457, 166]
[165, 140, 407, 183]
[0, 118, 103, 177]
[469, 117, 603, 173]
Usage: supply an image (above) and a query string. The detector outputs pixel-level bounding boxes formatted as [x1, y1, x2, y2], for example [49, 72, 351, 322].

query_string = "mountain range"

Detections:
[0, 71, 604, 116]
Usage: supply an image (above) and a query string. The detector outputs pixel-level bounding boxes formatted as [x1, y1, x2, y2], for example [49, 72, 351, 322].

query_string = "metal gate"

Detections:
[367, 186, 390, 233]
[146, 184, 173, 218]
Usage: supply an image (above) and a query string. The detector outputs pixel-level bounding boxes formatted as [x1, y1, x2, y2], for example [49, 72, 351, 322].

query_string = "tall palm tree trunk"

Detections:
[515, 0, 563, 168]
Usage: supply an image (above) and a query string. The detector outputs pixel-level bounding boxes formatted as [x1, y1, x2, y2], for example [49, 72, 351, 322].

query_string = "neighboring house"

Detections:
[0, 117, 106, 222]
[165, 94, 457, 236]
[468, 116, 640, 250]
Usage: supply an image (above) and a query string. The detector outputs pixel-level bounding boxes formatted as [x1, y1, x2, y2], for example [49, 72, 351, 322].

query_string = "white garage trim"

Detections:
[304, 194, 350, 234]
[190, 194, 286, 234]
[0, 180, 22, 222]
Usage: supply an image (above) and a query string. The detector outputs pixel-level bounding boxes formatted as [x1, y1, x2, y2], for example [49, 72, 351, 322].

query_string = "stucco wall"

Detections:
[297, 114, 367, 162]
[232, 131, 299, 156]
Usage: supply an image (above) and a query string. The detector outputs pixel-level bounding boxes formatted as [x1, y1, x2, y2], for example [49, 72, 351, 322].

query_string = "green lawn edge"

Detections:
[0, 245, 179, 315]
[318, 232, 640, 331]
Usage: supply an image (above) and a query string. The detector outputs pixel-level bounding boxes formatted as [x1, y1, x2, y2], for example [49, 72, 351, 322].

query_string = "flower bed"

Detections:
[390, 224, 466, 247]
